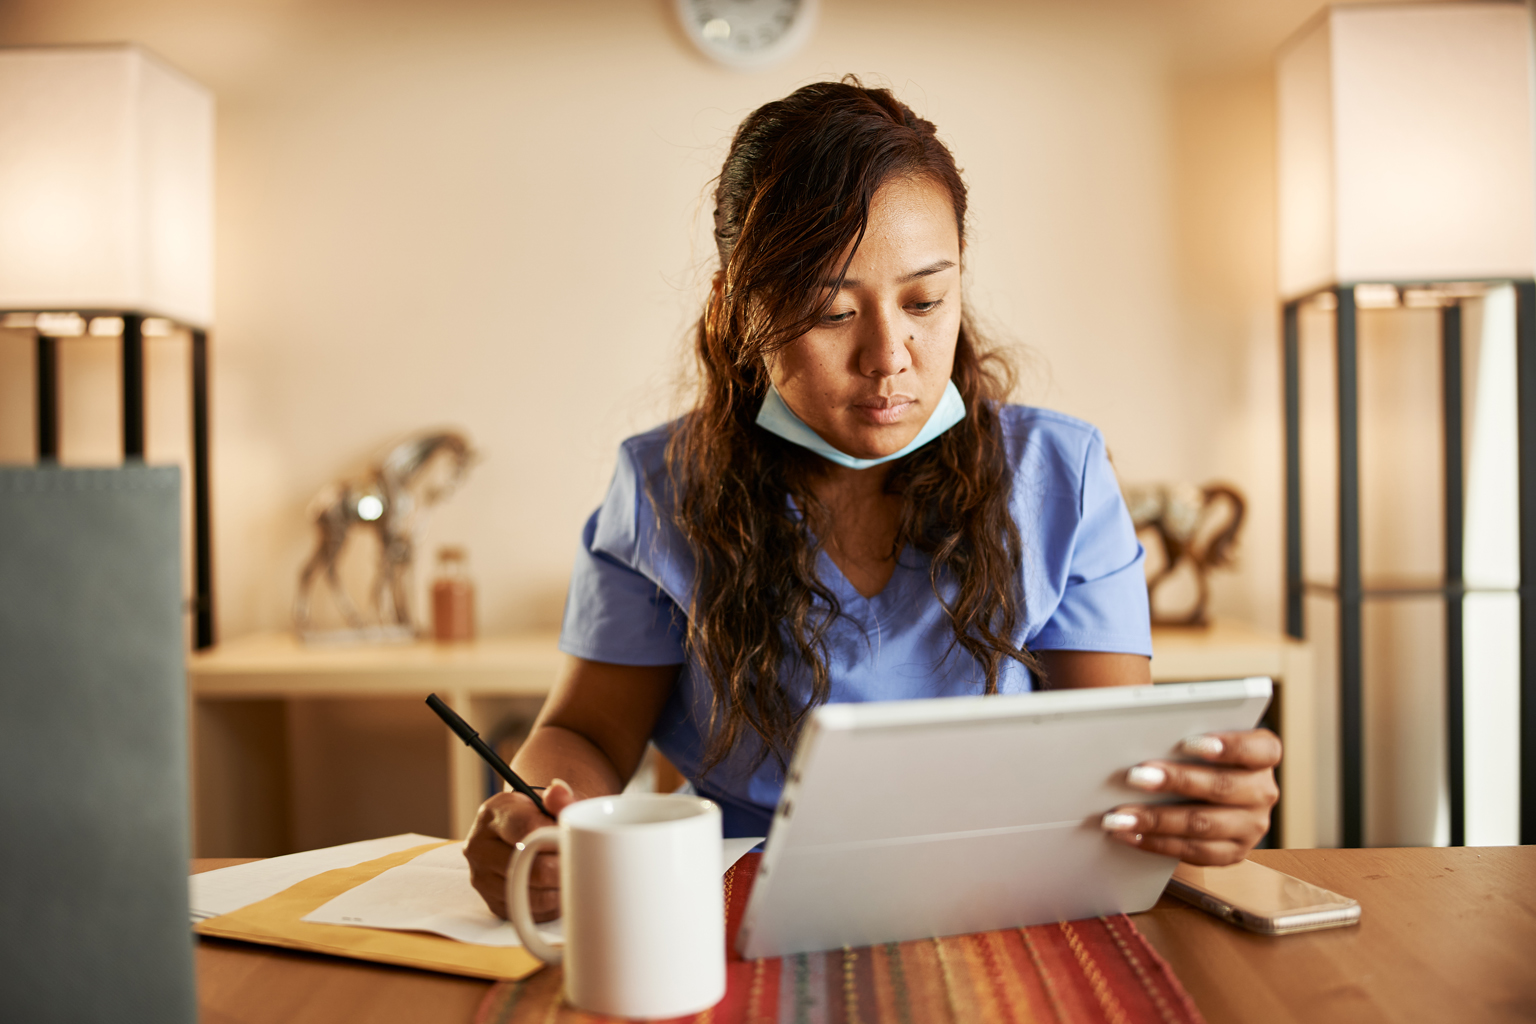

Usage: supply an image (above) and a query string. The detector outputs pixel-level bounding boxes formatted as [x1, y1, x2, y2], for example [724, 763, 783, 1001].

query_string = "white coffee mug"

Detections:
[506, 793, 725, 1019]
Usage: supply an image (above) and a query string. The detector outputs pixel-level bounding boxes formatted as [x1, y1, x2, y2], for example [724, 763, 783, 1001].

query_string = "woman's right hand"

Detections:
[464, 778, 578, 920]
[461, 658, 679, 919]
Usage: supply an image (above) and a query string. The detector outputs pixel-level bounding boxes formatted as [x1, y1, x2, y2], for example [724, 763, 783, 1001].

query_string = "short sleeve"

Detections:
[1029, 431, 1152, 656]
[557, 446, 688, 666]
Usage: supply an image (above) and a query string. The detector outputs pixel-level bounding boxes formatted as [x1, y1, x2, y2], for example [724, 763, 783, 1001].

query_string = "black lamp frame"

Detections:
[1282, 278, 1536, 848]
[16, 309, 214, 650]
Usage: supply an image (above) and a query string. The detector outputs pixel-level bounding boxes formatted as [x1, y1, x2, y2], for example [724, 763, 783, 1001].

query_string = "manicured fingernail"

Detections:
[1180, 735, 1224, 759]
[1126, 765, 1167, 790]
[1101, 812, 1139, 832]
[550, 778, 569, 792]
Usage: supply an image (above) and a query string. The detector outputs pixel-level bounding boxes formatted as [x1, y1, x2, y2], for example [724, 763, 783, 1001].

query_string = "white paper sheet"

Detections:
[301, 842, 554, 946]
[302, 837, 766, 947]
[190, 833, 445, 921]
[722, 835, 765, 868]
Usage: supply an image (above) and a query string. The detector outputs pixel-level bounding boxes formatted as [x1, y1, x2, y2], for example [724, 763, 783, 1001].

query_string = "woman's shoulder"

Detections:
[606, 421, 683, 504]
[600, 420, 685, 532]
[615, 421, 675, 467]
[995, 403, 1106, 472]
[584, 421, 689, 586]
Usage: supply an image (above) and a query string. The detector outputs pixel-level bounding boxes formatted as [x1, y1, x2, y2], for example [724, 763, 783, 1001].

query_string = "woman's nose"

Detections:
[856, 309, 913, 378]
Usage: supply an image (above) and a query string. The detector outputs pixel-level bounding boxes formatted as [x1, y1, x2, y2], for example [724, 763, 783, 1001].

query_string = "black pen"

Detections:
[425, 693, 552, 818]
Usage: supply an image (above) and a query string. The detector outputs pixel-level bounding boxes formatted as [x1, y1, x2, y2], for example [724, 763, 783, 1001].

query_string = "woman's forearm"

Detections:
[510, 722, 628, 800]
[1038, 650, 1152, 688]
[465, 659, 677, 918]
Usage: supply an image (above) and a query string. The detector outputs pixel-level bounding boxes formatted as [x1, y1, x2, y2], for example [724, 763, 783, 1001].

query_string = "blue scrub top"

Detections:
[557, 404, 1152, 837]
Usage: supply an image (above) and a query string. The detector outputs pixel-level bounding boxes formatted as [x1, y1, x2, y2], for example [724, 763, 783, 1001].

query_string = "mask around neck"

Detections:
[754, 380, 967, 470]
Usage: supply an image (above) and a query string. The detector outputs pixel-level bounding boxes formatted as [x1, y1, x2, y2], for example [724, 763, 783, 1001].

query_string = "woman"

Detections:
[467, 80, 1280, 920]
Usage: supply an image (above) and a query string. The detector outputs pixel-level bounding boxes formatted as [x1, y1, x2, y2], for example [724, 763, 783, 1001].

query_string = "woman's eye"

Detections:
[909, 298, 943, 314]
[822, 310, 855, 324]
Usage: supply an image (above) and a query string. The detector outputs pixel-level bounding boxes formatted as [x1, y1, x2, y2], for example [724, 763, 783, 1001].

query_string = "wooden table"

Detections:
[1136, 846, 1535, 1024]
[193, 845, 1535, 1024]
[194, 858, 490, 1024]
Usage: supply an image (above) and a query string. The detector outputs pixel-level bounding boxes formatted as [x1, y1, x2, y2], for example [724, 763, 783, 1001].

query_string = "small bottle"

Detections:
[431, 545, 476, 642]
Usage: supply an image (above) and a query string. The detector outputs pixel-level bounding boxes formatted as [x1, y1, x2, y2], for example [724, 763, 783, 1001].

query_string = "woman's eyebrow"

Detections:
[904, 258, 957, 281]
[827, 259, 958, 290]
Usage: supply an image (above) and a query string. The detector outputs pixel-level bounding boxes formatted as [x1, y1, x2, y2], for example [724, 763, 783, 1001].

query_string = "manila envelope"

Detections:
[195, 842, 545, 981]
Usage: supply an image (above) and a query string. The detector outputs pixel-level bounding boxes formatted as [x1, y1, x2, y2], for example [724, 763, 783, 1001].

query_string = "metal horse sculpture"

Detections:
[1122, 481, 1246, 627]
[294, 431, 477, 635]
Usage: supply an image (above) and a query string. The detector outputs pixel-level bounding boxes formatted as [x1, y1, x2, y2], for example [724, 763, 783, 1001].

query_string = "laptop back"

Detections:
[0, 467, 195, 1023]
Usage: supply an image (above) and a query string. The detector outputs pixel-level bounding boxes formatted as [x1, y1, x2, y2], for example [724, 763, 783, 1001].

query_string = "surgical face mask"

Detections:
[754, 380, 967, 471]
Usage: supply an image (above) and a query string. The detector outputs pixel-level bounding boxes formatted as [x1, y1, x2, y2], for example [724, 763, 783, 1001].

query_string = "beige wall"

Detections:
[7, 0, 1469, 849]
[0, 0, 1308, 639]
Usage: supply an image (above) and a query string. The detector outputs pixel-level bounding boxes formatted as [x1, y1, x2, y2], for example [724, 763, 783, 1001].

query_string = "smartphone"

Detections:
[1166, 860, 1361, 935]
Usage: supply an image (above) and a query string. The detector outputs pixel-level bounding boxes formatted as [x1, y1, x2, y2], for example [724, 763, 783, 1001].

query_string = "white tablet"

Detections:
[737, 678, 1273, 958]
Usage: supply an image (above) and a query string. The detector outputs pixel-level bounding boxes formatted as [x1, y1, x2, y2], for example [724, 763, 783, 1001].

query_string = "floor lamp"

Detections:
[1277, 3, 1535, 847]
[0, 45, 217, 648]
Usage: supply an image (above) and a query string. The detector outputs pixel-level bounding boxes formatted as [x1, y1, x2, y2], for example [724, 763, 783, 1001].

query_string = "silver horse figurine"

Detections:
[294, 430, 477, 635]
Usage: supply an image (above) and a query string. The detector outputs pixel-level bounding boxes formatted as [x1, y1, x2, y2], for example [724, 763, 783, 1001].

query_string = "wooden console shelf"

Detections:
[190, 632, 563, 698]
[190, 632, 565, 855]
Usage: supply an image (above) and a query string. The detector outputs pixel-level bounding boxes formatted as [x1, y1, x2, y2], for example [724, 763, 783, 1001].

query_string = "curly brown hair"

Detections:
[666, 79, 1040, 774]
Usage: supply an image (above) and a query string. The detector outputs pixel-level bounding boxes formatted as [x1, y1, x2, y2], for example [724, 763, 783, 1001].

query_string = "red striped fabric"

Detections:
[475, 853, 1205, 1024]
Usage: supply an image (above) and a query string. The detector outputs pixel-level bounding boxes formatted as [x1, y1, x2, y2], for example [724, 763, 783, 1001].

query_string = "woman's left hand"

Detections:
[1099, 728, 1281, 865]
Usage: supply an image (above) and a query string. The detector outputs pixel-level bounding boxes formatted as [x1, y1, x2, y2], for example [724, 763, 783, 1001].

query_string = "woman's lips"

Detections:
[852, 396, 916, 426]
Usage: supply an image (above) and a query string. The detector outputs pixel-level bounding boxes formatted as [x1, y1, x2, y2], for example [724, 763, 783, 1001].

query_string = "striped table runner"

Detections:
[474, 854, 1205, 1024]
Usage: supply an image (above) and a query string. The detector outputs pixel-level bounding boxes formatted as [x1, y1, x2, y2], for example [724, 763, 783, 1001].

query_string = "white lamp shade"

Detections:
[1277, 3, 1536, 299]
[0, 46, 214, 327]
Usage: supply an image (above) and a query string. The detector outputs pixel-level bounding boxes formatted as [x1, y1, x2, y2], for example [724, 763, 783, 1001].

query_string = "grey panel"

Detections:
[0, 467, 195, 1023]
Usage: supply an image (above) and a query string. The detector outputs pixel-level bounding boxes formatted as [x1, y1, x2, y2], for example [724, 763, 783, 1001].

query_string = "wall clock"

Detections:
[675, 0, 819, 71]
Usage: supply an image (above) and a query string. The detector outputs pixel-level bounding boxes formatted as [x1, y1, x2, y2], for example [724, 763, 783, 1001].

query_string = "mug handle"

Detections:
[506, 826, 563, 964]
